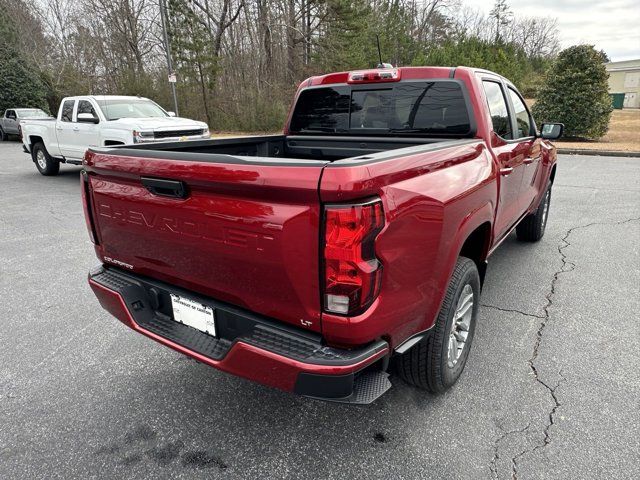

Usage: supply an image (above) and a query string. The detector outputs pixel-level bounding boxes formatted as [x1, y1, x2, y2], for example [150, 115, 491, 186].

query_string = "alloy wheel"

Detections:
[541, 189, 551, 231]
[36, 150, 47, 170]
[447, 284, 474, 368]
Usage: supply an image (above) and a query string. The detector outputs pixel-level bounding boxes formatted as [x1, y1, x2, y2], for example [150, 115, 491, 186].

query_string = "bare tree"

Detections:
[489, 0, 512, 42]
[24, 0, 559, 129]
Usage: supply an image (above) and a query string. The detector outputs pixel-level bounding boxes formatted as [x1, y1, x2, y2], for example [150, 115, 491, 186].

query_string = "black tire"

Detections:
[0, 127, 6, 141]
[32, 142, 60, 176]
[396, 256, 480, 393]
[516, 186, 551, 242]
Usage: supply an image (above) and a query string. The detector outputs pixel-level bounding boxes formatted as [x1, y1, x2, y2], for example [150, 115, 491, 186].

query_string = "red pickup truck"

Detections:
[83, 66, 562, 404]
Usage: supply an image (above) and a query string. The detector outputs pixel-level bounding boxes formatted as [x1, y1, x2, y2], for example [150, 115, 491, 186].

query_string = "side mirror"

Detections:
[167, 111, 176, 117]
[540, 123, 563, 140]
[77, 112, 99, 124]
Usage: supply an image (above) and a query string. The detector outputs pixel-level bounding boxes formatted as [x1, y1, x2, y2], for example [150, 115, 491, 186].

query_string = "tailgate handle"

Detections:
[141, 177, 189, 199]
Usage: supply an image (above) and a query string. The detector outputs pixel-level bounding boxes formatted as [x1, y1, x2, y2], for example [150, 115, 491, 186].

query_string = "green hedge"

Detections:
[532, 45, 612, 139]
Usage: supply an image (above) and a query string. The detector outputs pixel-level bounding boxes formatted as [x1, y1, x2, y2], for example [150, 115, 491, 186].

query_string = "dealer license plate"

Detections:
[170, 294, 216, 337]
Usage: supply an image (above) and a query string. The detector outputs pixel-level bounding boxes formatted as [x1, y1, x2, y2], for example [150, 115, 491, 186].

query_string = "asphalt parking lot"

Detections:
[1, 141, 638, 479]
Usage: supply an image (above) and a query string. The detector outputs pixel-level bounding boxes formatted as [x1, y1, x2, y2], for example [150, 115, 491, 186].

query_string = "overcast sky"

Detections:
[462, 0, 640, 61]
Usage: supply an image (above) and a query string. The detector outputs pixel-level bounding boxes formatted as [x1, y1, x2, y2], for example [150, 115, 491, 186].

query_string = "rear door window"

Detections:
[507, 88, 533, 138]
[61, 100, 75, 122]
[482, 81, 512, 139]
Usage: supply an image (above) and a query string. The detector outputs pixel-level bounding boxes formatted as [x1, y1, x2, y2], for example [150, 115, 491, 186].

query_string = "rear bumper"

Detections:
[88, 266, 390, 401]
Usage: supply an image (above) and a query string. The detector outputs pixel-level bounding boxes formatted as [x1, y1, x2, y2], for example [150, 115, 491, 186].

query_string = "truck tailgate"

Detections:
[84, 150, 328, 332]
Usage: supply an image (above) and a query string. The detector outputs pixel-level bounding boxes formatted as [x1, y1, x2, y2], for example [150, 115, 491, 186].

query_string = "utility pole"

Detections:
[159, 0, 179, 115]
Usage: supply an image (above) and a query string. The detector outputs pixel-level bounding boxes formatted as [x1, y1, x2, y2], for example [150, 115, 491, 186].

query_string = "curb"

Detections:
[557, 148, 640, 158]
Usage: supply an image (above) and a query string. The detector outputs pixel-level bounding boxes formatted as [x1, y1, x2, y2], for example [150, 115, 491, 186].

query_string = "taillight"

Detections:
[323, 200, 384, 316]
[81, 171, 99, 244]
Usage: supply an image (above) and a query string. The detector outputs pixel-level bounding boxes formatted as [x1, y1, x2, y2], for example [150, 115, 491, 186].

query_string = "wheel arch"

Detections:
[28, 135, 45, 147]
[29, 136, 46, 161]
[458, 221, 492, 286]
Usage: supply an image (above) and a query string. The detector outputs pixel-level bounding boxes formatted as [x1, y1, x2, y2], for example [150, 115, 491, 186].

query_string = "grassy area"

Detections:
[213, 108, 640, 153]
[556, 109, 640, 152]
[525, 98, 640, 153]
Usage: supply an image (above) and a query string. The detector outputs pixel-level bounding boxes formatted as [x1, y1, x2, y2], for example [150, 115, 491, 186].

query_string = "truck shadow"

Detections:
[95, 364, 423, 472]
[46, 167, 84, 182]
[14, 165, 83, 185]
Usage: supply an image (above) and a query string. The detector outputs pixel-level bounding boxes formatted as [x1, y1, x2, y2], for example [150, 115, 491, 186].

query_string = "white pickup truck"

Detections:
[21, 95, 210, 175]
[0, 108, 51, 140]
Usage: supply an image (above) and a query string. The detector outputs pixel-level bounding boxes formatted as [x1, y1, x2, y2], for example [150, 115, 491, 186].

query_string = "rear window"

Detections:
[61, 100, 75, 122]
[289, 81, 472, 136]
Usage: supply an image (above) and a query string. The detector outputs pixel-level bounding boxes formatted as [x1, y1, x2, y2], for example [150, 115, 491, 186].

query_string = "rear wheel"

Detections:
[516, 186, 551, 242]
[32, 142, 60, 176]
[396, 256, 480, 393]
[0, 127, 6, 141]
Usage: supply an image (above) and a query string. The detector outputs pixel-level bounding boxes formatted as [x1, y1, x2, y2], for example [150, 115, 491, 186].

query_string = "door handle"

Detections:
[56, 126, 63, 131]
[141, 177, 189, 199]
[500, 167, 514, 176]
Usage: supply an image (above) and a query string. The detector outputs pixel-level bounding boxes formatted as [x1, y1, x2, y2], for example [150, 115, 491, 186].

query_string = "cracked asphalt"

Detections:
[1, 142, 639, 479]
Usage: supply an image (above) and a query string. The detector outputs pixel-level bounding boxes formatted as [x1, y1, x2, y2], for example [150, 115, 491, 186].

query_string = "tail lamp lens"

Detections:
[324, 200, 384, 315]
[81, 171, 98, 244]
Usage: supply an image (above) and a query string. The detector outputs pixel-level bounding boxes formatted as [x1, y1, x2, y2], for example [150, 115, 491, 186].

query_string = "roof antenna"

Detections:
[376, 35, 393, 69]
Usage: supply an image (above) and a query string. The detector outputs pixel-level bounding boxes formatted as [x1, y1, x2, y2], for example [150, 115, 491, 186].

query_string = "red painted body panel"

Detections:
[84, 151, 326, 333]
[319, 141, 497, 346]
[84, 66, 557, 394]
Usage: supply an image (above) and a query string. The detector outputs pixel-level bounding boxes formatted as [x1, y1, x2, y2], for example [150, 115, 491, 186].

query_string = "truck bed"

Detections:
[21, 118, 56, 123]
[97, 134, 456, 162]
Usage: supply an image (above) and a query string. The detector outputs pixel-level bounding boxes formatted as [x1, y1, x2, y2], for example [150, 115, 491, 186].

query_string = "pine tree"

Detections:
[489, 0, 512, 43]
[0, 9, 48, 113]
[532, 45, 612, 139]
[421, 37, 533, 90]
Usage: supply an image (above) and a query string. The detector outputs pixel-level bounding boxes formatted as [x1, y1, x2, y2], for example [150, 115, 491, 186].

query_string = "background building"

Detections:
[605, 59, 640, 108]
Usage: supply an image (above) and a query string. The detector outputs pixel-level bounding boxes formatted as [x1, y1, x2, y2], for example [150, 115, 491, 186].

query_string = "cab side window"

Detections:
[508, 88, 533, 138]
[77, 100, 97, 120]
[482, 81, 512, 139]
[61, 100, 75, 122]
[7, 110, 16, 119]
